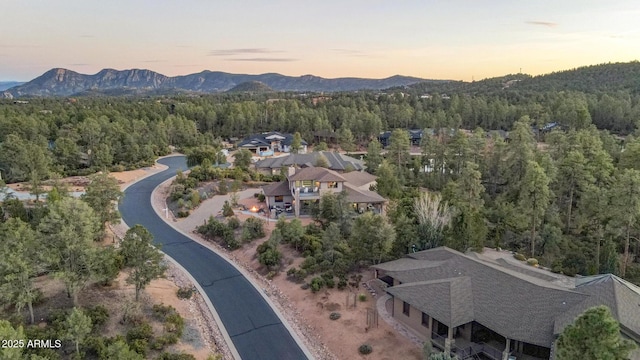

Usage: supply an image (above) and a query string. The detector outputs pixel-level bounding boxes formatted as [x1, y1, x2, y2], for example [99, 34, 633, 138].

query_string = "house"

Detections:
[237, 131, 308, 156]
[262, 166, 386, 217]
[378, 129, 425, 147]
[372, 247, 640, 360]
[254, 151, 365, 175]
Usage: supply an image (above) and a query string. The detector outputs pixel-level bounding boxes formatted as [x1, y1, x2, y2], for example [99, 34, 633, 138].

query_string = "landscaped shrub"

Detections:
[310, 277, 325, 293]
[242, 217, 265, 241]
[177, 210, 190, 218]
[257, 193, 266, 202]
[222, 200, 234, 217]
[358, 344, 373, 355]
[227, 216, 240, 229]
[329, 312, 341, 320]
[358, 293, 367, 302]
[176, 286, 195, 299]
[513, 253, 526, 261]
[527, 258, 539, 266]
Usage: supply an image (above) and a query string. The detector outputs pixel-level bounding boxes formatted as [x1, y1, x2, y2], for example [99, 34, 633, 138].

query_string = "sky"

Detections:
[1, 0, 639, 81]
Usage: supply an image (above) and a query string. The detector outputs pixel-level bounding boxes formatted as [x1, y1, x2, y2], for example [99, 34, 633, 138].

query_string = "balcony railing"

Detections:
[297, 187, 319, 197]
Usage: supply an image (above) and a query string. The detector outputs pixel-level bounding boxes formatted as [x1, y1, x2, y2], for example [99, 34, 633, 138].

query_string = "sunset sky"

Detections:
[1, 0, 639, 81]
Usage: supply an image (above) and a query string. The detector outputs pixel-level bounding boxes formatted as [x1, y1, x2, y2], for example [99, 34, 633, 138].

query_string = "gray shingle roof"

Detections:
[343, 183, 386, 204]
[255, 151, 364, 171]
[373, 247, 592, 347]
[387, 277, 474, 328]
[289, 167, 346, 182]
[262, 181, 291, 197]
[340, 171, 377, 188]
[553, 274, 640, 338]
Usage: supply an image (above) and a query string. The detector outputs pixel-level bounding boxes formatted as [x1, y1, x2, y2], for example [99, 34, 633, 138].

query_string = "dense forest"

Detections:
[1, 62, 640, 286]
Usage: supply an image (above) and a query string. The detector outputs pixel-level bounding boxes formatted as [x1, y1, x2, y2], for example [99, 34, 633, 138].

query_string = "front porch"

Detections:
[429, 321, 549, 360]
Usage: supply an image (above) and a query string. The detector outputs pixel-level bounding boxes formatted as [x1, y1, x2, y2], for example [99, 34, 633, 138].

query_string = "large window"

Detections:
[402, 301, 410, 316]
[274, 195, 284, 202]
[422, 313, 430, 327]
[328, 181, 338, 188]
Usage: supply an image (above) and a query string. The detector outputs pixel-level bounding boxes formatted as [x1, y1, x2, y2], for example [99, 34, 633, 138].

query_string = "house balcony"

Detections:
[296, 187, 320, 197]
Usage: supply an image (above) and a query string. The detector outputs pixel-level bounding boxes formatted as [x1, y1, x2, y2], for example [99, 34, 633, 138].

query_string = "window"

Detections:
[302, 180, 313, 187]
[422, 313, 430, 327]
[274, 195, 283, 202]
[328, 181, 338, 188]
[402, 301, 410, 316]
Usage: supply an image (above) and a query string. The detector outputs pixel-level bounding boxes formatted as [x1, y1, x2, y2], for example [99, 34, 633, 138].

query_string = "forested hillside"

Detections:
[2, 62, 640, 285]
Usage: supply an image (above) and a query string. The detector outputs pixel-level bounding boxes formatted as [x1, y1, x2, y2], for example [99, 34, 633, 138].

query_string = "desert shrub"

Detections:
[165, 313, 185, 337]
[286, 268, 307, 283]
[527, 258, 539, 266]
[227, 216, 240, 229]
[300, 256, 318, 272]
[242, 217, 265, 241]
[513, 253, 526, 261]
[218, 181, 228, 195]
[177, 210, 190, 218]
[152, 304, 176, 319]
[300, 283, 310, 290]
[329, 312, 341, 320]
[126, 322, 153, 343]
[359, 344, 373, 355]
[128, 339, 148, 357]
[257, 241, 282, 271]
[222, 200, 234, 217]
[176, 286, 195, 299]
[321, 273, 335, 288]
[358, 293, 367, 302]
[86, 305, 110, 328]
[189, 190, 201, 207]
[310, 277, 325, 293]
[337, 278, 348, 290]
[151, 334, 179, 350]
[157, 352, 197, 360]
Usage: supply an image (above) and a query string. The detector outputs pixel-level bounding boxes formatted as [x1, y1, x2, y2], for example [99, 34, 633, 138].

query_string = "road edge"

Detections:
[150, 167, 315, 360]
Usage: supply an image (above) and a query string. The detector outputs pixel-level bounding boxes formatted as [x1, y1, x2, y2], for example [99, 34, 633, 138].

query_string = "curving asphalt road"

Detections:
[119, 156, 308, 360]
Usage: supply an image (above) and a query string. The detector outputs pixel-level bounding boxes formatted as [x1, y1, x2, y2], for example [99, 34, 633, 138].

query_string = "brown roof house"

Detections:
[372, 247, 640, 360]
[262, 166, 385, 217]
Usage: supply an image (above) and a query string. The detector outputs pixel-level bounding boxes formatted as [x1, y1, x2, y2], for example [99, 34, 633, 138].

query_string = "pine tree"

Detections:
[120, 225, 166, 301]
[556, 306, 636, 360]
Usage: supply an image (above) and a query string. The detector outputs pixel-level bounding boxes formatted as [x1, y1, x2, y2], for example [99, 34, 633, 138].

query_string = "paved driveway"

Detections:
[119, 156, 308, 360]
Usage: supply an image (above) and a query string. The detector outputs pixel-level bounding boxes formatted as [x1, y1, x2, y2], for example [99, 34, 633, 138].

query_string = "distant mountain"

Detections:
[226, 81, 274, 93]
[2, 68, 431, 98]
[0, 81, 25, 91]
[406, 61, 640, 95]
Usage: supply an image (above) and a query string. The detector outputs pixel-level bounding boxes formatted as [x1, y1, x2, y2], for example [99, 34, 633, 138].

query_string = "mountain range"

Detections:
[1, 68, 433, 98]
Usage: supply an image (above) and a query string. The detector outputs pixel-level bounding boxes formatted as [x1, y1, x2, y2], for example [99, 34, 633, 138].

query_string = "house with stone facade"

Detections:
[372, 247, 640, 360]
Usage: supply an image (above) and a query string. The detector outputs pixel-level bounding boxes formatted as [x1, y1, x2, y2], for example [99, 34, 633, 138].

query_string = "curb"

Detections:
[150, 171, 316, 360]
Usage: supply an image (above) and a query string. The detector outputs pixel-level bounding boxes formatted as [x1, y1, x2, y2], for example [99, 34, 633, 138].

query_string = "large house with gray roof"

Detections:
[254, 151, 365, 175]
[262, 166, 385, 217]
[237, 131, 308, 156]
[373, 247, 640, 360]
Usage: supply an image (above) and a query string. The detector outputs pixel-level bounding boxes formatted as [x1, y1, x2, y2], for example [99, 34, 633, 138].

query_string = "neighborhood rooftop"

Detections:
[255, 151, 364, 171]
[373, 247, 640, 348]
